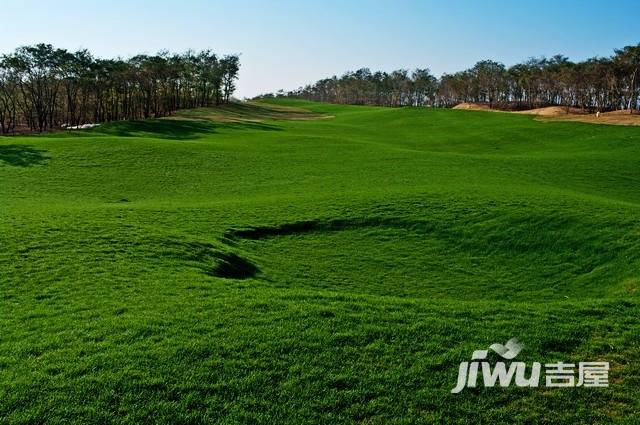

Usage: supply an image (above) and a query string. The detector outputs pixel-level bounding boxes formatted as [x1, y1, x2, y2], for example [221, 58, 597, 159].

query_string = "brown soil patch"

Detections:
[547, 113, 640, 126]
[452, 102, 492, 111]
[601, 109, 640, 116]
[516, 106, 588, 116]
[451, 103, 640, 126]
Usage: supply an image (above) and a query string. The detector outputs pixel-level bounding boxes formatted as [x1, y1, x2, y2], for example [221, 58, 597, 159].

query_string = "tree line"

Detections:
[272, 43, 640, 112]
[0, 44, 240, 134]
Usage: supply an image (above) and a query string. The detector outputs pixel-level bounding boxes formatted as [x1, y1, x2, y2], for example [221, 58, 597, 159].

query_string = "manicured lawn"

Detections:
[1, 100, 639, 424]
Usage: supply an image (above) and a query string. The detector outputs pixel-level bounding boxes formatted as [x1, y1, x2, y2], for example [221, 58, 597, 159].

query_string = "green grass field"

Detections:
[1, 100, 639, 424]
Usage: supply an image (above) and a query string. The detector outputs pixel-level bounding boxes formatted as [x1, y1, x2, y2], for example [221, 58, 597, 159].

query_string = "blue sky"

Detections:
[2, 0, 639, 98]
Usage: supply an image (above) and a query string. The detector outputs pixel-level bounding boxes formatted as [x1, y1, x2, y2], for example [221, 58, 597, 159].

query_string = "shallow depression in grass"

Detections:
[231, 210, 636, 301]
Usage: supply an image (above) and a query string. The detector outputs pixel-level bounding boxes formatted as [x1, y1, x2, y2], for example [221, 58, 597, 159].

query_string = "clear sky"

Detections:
[2, 0, 639, 98]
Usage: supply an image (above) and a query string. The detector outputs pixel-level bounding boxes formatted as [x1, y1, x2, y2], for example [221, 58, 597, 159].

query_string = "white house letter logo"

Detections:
[451, 338, 608, 393]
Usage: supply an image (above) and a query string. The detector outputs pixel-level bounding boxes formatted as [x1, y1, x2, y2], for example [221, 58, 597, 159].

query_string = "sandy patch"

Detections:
[516, 106, 588, 116]
[452, 102, 492, 111]
[451, 103, 640, 126]
[546, 112, 640, 126]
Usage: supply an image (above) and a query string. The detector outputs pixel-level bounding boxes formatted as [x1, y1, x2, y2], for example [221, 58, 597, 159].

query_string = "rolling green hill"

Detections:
[1, 100, 639, 424]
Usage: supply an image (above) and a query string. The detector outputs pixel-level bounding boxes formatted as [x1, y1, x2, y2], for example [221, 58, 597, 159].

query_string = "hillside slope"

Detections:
[1, 100, 639, 424]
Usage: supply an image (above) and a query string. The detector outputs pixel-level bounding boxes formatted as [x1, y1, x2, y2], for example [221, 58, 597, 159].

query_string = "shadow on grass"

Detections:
[0, 145, 49, 167]
[163, 240, 260, 280]
[224, 217, 424, 241]
[209, 252, 260, 279]
[95, 118, 282, 140]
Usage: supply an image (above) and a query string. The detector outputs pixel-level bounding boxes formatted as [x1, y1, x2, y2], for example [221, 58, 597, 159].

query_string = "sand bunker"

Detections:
[451, 103, 640, 126]
[516, 106, 587, 116]
[452, 102, 492, 111]
[533, 108, 640, 125]
[601, 109, 640, 116]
